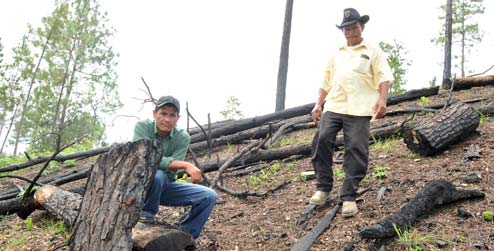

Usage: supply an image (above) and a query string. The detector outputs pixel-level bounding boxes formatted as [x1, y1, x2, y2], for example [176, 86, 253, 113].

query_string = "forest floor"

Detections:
[0, 85, 493, 251]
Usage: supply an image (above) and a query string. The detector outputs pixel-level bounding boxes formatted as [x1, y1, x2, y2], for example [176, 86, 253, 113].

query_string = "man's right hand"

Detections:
[311, 104, 323, 125]
[185, 164, 203, 184]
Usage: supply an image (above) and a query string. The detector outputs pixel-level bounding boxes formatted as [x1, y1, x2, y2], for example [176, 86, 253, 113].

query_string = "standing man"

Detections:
[309, 8, 393, 217]
[134, 95, 218, 239]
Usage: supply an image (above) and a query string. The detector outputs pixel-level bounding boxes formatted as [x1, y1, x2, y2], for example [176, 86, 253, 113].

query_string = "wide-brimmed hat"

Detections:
[336, 8, 369, 29]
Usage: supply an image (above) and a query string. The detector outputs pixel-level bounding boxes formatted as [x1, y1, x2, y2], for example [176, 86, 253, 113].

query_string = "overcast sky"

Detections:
[1, 0, 493, 146]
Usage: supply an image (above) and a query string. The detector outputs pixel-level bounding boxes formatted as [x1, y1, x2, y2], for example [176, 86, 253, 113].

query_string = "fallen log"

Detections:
[387, 86, 439, 106]
[360, 179, 485, 239]
[0, 165, 91, 201]
[0, 146, 110, 173]
[34, 185, 195, 251]
[452, 75, 494, 91]
[190, 104, 314, 143]
[402, 102, 480, 156]
[69, 140, 163, 250]
[199, 123, 401, 173]
[189, 116, 312, 153]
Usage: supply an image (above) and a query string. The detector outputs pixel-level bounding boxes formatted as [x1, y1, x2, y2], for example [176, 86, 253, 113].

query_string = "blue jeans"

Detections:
[142, 169, 218, 239]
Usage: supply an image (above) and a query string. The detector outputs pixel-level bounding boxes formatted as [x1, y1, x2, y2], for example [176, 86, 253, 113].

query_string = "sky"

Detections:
[1, 0, 493, 147]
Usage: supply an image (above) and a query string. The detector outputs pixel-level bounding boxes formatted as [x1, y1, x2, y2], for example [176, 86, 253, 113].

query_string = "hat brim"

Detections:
[336, 15, 369, 29]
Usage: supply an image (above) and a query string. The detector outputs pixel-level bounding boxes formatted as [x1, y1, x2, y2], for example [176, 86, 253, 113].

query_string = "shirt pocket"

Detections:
[353, 53, 371, 74]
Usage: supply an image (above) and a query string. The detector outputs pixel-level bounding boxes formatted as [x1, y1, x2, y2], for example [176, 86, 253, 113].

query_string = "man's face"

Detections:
[343, 22, 364, 46]
[153, 105, 179, 136]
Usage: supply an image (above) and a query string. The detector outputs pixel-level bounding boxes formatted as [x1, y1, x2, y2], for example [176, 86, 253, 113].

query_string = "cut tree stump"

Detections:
[35, 185, 195, 251]
[68, 140, 165, 251]
[402, 102, 480, 156]
[360, 179, 485, 239]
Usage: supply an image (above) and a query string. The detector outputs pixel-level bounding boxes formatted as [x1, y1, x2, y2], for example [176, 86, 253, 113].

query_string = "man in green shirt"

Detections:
[133, 95, 217, 240]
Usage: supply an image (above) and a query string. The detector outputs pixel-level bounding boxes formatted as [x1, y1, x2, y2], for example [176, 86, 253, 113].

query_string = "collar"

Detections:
[153, 120, 176, 139]
[339, 39, 368, 50]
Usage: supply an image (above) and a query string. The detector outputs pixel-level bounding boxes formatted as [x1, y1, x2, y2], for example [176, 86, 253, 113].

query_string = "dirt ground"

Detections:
[0, 86, 493, 251]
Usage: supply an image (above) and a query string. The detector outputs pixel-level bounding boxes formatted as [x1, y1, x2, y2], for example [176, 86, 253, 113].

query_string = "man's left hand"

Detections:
[373, 98, 387, 119]
[185, 164, 203, 184]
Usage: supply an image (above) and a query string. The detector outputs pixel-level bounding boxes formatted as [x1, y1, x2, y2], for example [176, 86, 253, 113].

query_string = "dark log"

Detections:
[387, 86, 439, 106]
[33, 184, 195, 251]
[0, 146, 110, 173]
[291, 204, 340, 251]
[69, 140, 162, 251]
[386, 97, 491, 117]
[190, 104, 314, 143]
[452, 75, 494, 91]
[403, 102, 480, 156]
[199, 123, 401, 173]
[189, 116, 312, 152]
[360, 179, 485, 239]
[0, 165, 91, 201]
[188, 119, 233, 136]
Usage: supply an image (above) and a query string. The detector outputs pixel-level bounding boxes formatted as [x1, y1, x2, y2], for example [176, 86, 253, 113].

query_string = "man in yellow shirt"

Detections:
[309, 8, 393, 217]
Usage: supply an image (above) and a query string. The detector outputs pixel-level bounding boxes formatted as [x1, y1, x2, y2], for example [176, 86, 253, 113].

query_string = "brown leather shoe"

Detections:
[342, 201, 358, 217]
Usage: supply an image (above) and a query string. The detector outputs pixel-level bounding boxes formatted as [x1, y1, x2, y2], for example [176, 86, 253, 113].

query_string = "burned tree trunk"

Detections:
[402, 102, 480, 156]
[34, 184, 195, 251]
[69, 140, 163, 251]
[452, 75, 494, 91]
[360, 179, 485, 239]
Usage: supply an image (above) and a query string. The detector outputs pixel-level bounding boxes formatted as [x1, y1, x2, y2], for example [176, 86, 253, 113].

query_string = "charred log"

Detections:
[452, 75, 494, 91]
[360, 179, 485, 239]
[402, 102, 480, 156]
[387, 87, 439, 106]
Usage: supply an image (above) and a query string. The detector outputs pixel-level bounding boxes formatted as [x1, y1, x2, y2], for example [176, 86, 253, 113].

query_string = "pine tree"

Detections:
[432, 0, 485, 77]
[9, 0, 121, 153]
[379, 40, 411, 96]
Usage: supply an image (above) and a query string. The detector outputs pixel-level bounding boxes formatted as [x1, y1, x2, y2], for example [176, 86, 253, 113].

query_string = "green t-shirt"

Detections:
[133, 119, 191, 181]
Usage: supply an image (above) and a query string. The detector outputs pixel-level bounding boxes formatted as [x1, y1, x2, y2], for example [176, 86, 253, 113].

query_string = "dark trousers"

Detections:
[311, 111, 370, 201]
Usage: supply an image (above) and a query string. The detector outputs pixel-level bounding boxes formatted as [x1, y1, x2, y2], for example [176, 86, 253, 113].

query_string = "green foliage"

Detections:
[6, 0, 122, 153]
[379, 40, 411, 96]
[393, 224, 445, 251]
[220, 96, 244, 120]
[404, 152, 420, 159]
[371, 136, 398, 153]
[483, 210, 493, 221]
[419, 96, 430, 107]
[333, 168, 345, 179]
[23, 218, 33, 231]
[477, 111, 489, 124]
[429, 76, 437, 88]
[373, 165, 389, 179]
[432, 0, 485, 76]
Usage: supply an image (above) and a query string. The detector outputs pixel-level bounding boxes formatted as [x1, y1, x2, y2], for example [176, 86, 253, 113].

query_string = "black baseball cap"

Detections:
[155, 95, 180, 113]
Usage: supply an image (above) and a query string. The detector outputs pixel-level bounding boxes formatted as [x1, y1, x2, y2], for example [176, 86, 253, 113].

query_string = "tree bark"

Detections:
[69, 140, 162, 251]
[442, 0, 453, 89]
[275, 0, 294, 111]
[360, 179, 485, 239]
[34, 184, 195, 251]
[403, 102, 480, 156]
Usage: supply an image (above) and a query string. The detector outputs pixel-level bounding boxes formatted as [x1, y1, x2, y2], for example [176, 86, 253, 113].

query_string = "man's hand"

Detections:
[185, 164, 203, 184]
[311, 104, 323, 125]
[372, 98, 387, 119]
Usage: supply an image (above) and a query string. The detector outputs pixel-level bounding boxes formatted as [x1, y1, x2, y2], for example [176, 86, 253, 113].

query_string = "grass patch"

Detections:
[372, 165, 389, 179]
[371, 136, 400, 153]
[393, 224, 446, 251]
